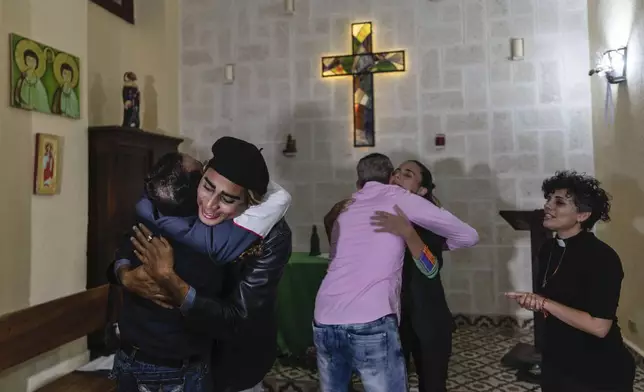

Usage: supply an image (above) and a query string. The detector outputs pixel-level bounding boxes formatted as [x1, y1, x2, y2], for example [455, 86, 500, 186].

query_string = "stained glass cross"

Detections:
[322, 22, 405, 147]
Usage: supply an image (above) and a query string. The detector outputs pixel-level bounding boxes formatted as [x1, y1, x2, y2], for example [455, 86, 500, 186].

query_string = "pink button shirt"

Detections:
[314, 182, 479, 325]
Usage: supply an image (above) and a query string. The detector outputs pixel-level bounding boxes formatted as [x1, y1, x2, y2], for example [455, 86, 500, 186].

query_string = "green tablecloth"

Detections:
[276, 252, 329, 357]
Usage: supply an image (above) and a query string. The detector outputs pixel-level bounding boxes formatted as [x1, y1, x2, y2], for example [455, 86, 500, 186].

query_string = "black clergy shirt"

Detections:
[537, 231, 635, 389]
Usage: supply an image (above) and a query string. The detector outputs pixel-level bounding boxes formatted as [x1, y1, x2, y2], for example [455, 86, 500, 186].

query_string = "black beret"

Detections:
[207, 136, 269, 195]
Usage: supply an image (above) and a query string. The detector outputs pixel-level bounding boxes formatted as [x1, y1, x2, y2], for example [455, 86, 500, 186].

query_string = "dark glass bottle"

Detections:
[309, 224, 321, 256]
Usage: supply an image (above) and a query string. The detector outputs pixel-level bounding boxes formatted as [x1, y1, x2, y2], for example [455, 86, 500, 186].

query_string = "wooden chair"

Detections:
[0, 285, 117, 391]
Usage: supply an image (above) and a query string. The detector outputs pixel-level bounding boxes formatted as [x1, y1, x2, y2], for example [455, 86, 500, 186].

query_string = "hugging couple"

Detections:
[108, 136, 292, 392]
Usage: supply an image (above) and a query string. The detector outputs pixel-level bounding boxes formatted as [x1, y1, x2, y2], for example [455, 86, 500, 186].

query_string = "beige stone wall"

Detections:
[0, 0, 89, 390]
[0, 0, 181, 390]
[87, 0, 181, 134]
[180, 0, 593, 316]
[588, 0, 644, 353]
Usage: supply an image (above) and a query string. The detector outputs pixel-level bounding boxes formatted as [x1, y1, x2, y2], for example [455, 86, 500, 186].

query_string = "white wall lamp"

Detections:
[589, 47, 627, 84]
[224, 64, 235, 84]
[509, 38, 524, 61]
[285, 0, 295, 15]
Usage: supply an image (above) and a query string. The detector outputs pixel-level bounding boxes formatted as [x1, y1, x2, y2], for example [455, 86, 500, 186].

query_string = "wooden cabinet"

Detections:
[86, 127, 183, 290]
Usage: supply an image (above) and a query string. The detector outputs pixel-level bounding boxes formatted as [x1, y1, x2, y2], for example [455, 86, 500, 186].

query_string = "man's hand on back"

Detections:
[130, 223, 194, 309]
[131, 223, 175, 280]
[118, 265, 174, 309]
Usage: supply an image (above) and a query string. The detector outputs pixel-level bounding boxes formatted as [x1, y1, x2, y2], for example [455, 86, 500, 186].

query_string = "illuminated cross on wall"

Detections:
[322, 22, 406, 147]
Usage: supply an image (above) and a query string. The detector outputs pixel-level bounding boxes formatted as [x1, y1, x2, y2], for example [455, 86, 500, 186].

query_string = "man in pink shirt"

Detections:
[313, 153, 478, 392]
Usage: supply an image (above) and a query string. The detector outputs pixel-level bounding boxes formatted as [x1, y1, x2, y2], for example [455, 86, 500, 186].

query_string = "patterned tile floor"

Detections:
[263, 326, 644, 391]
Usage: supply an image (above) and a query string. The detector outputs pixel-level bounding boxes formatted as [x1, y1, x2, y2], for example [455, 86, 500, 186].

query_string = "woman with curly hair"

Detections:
[505, 171, 635, 392]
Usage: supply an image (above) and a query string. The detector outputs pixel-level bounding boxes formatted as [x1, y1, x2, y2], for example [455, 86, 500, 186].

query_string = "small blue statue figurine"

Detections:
[122, 72, 140, 128]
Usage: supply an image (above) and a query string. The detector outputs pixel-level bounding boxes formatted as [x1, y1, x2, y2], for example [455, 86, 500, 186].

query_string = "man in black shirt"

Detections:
[109, 140, 292, 392]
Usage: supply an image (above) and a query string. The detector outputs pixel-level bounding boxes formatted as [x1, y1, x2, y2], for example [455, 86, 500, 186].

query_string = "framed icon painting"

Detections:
[34, 133, 61, 195]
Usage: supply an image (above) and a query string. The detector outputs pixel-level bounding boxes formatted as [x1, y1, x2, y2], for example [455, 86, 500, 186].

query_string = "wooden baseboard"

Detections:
[624, 338, 644, 370]
[27, 352, 89, 392]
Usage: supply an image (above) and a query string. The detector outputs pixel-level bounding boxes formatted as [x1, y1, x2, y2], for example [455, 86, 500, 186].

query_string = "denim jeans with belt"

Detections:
[110, 349, 212, 392]
[313, 314, 408, 392]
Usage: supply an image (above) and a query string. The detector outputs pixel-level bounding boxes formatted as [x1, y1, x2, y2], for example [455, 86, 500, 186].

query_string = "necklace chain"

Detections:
[541, 243, 567, 288]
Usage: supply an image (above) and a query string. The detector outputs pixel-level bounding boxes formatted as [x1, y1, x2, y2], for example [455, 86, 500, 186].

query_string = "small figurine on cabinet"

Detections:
[122, 71, 140, 128]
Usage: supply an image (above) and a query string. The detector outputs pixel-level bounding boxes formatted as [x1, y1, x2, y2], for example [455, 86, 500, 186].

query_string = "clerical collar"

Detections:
[555, 230, 588, 248]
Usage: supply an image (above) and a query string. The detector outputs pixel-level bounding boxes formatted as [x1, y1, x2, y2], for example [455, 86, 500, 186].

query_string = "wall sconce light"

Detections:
[283, 134, 297, 157]
[509, 38, 524, 61]
[589, 47, 627, 84]
[285, 0, 295, 15]
[224, 64, 235, 84]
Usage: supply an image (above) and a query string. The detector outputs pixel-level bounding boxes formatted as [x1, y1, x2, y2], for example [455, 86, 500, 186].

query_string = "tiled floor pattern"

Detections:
[263, 326, 644, 391]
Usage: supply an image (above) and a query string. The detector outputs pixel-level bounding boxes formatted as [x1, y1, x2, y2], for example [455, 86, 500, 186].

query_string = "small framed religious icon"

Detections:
[33, 133, 61, 195]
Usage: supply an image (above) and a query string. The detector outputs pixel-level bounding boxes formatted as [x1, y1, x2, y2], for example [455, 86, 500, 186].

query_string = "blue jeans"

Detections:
[110, 349, 213, 392]
[313, 314, 408, 392]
